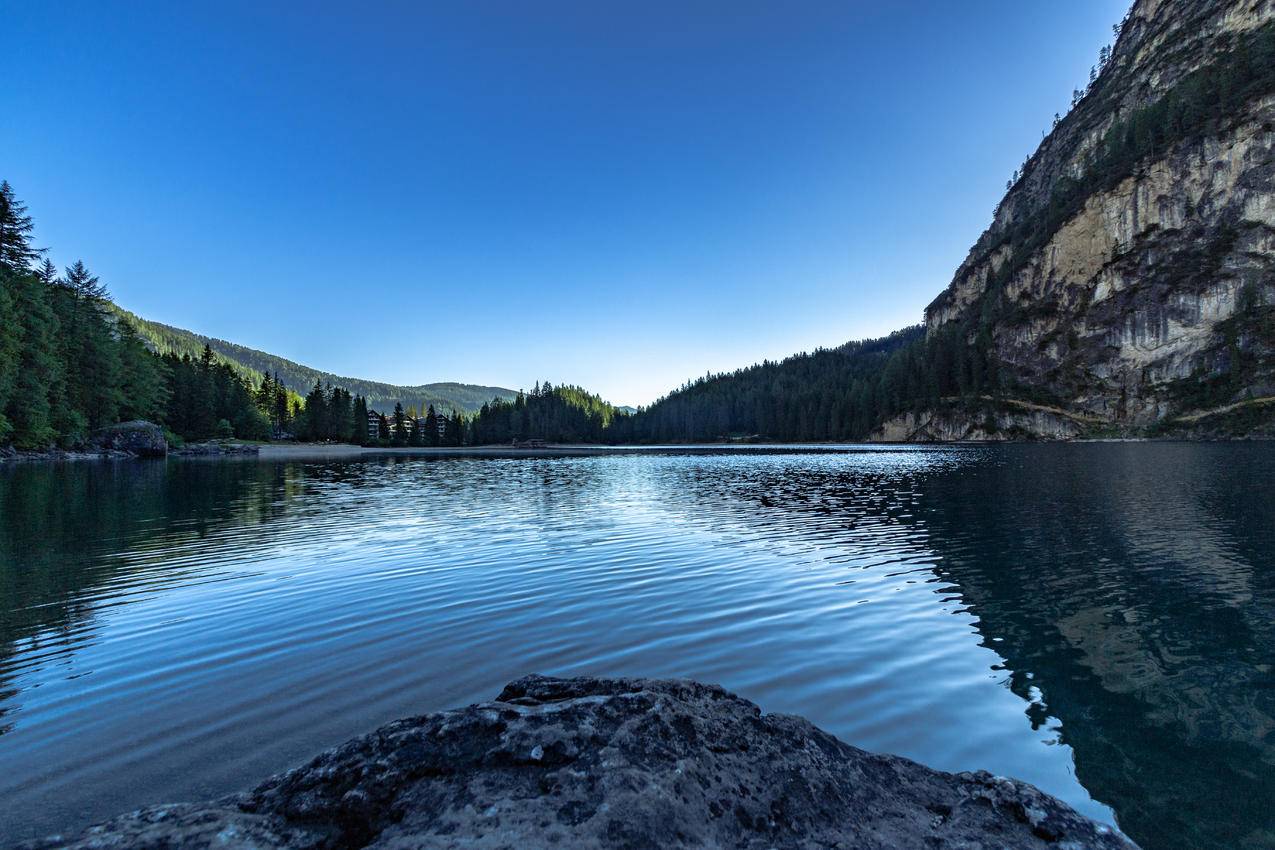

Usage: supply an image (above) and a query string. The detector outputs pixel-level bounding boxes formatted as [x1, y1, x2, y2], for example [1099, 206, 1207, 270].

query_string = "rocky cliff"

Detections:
[22, 676, 1135, 849]
[921, 0, 1275, 437]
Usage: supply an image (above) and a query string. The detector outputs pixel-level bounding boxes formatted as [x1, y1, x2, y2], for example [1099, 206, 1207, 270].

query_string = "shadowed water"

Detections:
[0, 444, 1272, 849]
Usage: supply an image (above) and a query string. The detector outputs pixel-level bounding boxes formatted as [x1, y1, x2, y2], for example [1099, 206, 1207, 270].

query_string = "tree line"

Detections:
[1, 183, 167, 448]
[469, 382, 624, 444]
[0, 179, 607, 451]
[294, 382, 468, 447]
[0, 176, 1004, 450]
[0, 182, 306, 449]
[613, 325, 1003, 443]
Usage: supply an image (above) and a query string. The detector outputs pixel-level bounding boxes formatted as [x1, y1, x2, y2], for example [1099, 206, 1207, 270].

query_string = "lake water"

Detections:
[1, 444, 1272, 849]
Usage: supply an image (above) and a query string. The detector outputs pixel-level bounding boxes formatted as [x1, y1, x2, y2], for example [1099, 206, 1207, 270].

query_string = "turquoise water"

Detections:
[1, 444, 1272, 849]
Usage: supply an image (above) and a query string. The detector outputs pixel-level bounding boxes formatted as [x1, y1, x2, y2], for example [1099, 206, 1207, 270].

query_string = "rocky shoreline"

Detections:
[23, 675, 1136, 850]
[0, 420, 260, 463]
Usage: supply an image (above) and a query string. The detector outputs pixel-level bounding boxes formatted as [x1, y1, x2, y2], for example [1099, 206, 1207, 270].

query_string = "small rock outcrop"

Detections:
[24, 675, 1136, 849]
[91, 420, 168, 458]
[170, 440, 259, 457]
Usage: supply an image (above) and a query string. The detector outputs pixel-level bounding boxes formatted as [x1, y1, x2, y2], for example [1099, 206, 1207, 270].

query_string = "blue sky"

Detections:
[4, 1, 1126, 406]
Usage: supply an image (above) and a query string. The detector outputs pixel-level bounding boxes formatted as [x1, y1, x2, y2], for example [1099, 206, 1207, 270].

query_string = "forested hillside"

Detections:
[470, 382, 627, 444]
[615, 331, 923, 442]
[115, 308, 514, 415]
[0, 182, 283, 448]
[459, 323, 1001, 445]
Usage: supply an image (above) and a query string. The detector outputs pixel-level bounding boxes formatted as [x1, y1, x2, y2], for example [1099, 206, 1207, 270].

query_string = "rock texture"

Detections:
[925, 0, 1275, 436]
[874, 403, 1089, 442]
[91, 420, 168, 458]
[23, 676, 1136, 850]
[170, 440, 260, 457]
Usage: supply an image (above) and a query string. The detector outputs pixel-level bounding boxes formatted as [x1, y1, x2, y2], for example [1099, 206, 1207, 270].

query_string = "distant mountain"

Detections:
[113, 306, 516, 414]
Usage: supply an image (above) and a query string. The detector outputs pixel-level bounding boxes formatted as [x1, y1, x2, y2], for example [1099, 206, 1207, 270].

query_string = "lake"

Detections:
[1, 444, 1272, 849]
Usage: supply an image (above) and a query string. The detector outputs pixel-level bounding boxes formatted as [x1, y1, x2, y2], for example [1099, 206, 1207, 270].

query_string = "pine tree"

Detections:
[392, 402, 408, 446]
[452, 411, 466, 446]
[256, 372, 275, 420]
[35, 258, 59, 287]
[57, 260, 122, 431]
[116, 321, 168, 421]
[274, 378, 291, 435]
[0, 273, 21, 441]
[352, 395, 369, 445]
[448, 410, 469, 448]
[64, 260, 108, 300]
[3, 271, 63, 447]
[301, 380, 327, 440]
[0, 181, 40, 272]
[424, 404, 439, 447]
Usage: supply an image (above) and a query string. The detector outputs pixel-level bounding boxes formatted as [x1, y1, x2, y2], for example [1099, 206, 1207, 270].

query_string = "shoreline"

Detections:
[250, 442, 924, 460]
[5, 436, 1271, 465]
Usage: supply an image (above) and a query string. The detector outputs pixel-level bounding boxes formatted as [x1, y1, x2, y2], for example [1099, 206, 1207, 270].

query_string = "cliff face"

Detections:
[924, 0, 1275, 435]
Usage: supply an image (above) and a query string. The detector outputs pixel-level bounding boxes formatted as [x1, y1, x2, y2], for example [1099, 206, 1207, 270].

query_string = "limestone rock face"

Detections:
[872, 406, 1087, 442]
[23, 676, 1137, 850]
[91, 420, 168, 458]
[927, 0, 1275, 434]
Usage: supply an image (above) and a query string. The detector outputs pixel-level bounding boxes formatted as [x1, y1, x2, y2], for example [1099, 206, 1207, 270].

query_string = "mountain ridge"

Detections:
[113, 306, 517, 414]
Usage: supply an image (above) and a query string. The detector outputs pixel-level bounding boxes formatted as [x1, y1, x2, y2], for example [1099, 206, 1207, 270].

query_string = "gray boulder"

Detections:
[23, 675, 1137, 849]
[91, 420, 167, 458]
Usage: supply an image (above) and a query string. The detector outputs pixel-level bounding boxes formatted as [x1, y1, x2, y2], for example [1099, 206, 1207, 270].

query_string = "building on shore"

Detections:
[361, 409, 452, 442]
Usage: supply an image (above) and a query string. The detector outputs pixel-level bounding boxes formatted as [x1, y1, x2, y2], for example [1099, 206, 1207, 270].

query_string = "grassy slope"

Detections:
[112, 306, 516, 413]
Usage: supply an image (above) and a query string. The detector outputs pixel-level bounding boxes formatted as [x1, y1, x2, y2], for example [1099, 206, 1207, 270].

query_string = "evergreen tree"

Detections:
[301, 380, 327, 440]
[391, 402, 408, 446]
[0, 181, 40, 271]
[116, 321, 168, 422]
[352, 395, 369, 445]
[333, 387, 355, 442]
[58, 260, 122, 431]
[255, 372, 276, 423]
[423, 404, 439, 447]
[273, 375, 291, 435]
[444, 409, 462, 446]
[35, 258, 59, 287]
[451, 410, 466, 446]
[2, 270, 64, 448]
[0, 274, 17, 441]
[64, 260, 108, 300]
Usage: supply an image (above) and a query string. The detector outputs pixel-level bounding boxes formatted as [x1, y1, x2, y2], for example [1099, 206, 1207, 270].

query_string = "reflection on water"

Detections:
[0, 445, 1272, 849]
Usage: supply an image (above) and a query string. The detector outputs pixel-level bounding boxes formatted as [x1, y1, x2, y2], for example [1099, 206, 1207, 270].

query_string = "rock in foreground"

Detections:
[27, 676, 1136, 849]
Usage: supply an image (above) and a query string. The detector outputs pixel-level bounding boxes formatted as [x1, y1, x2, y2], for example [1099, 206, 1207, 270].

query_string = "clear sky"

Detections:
[4, 1, 1126, 407]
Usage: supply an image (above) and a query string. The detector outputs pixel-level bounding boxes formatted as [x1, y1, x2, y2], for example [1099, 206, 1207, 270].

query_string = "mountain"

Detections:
[113, 307, 516, 414]
[620, 0, 1274, 443]
[909, 0, 1275, 439]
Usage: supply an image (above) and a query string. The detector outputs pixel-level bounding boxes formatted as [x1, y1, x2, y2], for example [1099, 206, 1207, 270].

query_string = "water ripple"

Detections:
[1, 444, 1273, 850]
